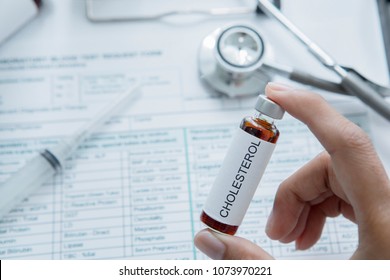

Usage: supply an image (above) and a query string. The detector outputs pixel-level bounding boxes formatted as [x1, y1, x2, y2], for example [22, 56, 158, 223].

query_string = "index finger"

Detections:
[266, 82, 354, 154]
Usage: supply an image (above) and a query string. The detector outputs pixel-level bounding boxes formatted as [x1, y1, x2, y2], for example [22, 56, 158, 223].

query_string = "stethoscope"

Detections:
[199, 0, 390, 121]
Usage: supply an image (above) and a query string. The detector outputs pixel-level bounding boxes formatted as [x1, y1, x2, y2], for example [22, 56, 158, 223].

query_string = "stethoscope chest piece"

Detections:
[199, 24, 271, 97]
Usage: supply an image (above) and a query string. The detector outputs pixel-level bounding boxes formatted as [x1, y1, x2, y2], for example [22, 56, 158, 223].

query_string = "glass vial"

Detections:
[200, 95, 285, 235]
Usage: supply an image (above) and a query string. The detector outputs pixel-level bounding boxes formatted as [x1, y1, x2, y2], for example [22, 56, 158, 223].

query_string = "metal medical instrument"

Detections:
[199, 1, 390, 120]
[198, 24, 363, 98]
[0, 85, 141, 219]
[257, 0, 390, 120]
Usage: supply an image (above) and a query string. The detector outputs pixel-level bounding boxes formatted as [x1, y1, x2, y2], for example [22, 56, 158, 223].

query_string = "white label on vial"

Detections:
[203, 128, 276, 226]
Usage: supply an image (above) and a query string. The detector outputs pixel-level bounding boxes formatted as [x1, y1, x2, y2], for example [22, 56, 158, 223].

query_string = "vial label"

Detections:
[203, 128, 276, 226]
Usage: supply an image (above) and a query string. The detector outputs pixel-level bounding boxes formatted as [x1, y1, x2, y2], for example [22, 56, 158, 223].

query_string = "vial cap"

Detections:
[255, 95, 285, 119]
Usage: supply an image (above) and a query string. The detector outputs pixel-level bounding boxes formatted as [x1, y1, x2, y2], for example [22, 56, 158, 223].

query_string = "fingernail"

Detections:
[295, 242, 302, 251]
[194, 230, 226, 259]
[265, 210, 275, 237]
[267, 82, 293, 92]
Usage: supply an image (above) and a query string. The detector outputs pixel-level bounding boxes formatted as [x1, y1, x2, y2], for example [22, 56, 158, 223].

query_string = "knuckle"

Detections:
[316, 151, 331, 167]
[338, 121, 371, 150]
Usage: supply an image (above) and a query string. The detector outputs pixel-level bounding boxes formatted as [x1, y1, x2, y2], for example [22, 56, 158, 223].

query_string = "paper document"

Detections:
[0, 51, 364, 259]
[0, 0, 387, 259]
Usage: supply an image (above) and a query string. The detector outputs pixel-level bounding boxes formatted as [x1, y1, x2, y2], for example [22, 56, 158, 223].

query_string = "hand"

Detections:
[194, 83, 390, 259]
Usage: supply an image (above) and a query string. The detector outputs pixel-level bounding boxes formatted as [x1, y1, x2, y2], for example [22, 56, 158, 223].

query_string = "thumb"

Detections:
[194, 229, 274, 260]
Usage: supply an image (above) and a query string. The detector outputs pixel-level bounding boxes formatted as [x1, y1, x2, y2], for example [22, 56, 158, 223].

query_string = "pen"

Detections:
[0, 85, 141, 219]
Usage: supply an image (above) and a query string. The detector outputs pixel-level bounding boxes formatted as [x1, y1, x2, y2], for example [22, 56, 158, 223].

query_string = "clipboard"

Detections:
[85, 0, 281, 22]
